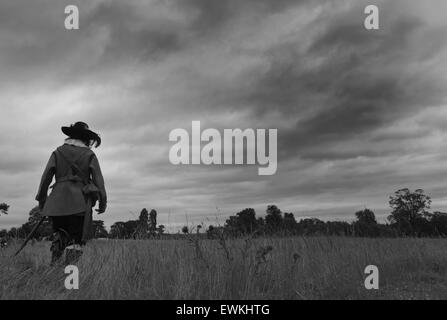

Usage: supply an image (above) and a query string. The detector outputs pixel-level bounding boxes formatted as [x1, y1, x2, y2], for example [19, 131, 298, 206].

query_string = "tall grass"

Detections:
[1, 237, 447, 299]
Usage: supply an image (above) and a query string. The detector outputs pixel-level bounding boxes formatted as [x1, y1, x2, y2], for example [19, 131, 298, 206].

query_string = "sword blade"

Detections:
[13, 216, 46, 257]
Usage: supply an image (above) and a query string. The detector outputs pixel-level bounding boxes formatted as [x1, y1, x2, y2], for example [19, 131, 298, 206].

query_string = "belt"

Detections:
[50, 175, 83, 188]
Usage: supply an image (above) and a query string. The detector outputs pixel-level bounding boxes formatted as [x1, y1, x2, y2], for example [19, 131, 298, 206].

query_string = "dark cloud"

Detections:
[83, 2, 185, 62]
[241, 14, 446, 161]
[1, 0, 447, 230]
[180, 0, 307, 35]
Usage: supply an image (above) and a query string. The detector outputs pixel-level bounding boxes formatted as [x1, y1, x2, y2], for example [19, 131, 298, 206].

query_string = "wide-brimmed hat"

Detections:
[61, 122, 101, 147]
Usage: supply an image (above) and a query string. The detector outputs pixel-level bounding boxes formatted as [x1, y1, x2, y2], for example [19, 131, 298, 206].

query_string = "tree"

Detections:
[182, 226, 189, 234]
[149, 209, 157, 236]
[92, 220, 108, 238]
[206, 225, 225, 239]
[157, 224, 165, 235]
[124, 220, 139, 238]
[17, 206, 53, 239]
[28, 206, 42, 224]
[297, 218, 326, 235]
[353, 209, 378, 237]
[326, 221, 352, 236]
[355, 208, 377, 224]
[110, 222, 126, 238]
[256, 217, 266, 234]
[283, 212, 298, 233]
[236, 208, 257, 234]
[265, 205, 283, 233]
[110, 220, 139, 239]
[224, 208, 258, 236]
[136, 208, 149, 238]
[427, 211, 447, 237]
[7, 227, 18, 238]
[388, 188, 431, 236]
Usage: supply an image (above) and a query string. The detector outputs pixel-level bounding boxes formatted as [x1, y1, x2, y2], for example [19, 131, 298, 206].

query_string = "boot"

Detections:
[64, 244, 83, 265]
[50, 232, 66, 265]
[50, 229, 70, 265]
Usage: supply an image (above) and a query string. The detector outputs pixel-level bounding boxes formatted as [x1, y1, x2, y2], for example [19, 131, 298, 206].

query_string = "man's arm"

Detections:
[90, 154, 107, 213]
[35, 152, 56, 209]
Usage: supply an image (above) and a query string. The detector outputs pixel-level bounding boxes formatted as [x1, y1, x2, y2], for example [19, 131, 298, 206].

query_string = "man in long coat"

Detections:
[36, 122, 107, 264]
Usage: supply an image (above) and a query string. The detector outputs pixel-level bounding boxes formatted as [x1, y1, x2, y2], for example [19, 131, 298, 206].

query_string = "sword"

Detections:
[13, 216, 46, 257]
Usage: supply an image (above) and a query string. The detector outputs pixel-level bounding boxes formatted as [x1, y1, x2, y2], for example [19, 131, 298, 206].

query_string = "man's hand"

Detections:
[96, 203, 106, 214]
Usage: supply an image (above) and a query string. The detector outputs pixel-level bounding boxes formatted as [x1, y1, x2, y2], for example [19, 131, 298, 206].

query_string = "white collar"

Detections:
[64, 138, 91, 149]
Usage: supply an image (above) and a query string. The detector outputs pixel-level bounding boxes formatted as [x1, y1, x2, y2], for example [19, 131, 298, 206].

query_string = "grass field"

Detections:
[1, 236, 447, 300]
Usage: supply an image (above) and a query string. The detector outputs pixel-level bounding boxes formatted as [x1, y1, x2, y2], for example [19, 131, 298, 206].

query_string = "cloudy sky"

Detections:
[1, 0, 447, 231]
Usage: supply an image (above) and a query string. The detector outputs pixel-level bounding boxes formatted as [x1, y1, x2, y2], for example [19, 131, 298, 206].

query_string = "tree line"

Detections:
[207, 188, 447, 238]
[0, 207, 165, 240]
[1, 188, 447, 240]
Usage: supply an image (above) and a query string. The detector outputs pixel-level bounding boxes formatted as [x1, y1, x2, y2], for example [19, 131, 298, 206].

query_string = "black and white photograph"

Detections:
[1, 0, 447, 307]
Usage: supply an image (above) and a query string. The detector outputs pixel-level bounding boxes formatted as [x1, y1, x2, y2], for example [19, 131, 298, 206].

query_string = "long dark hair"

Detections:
[69, 132, 101, 148]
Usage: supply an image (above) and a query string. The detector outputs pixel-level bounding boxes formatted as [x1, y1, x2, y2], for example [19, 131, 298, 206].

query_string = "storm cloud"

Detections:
[1, 0, 447, 230]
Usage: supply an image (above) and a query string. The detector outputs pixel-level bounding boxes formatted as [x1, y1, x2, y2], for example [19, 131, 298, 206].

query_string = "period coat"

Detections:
[35, 140, 107, 217]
